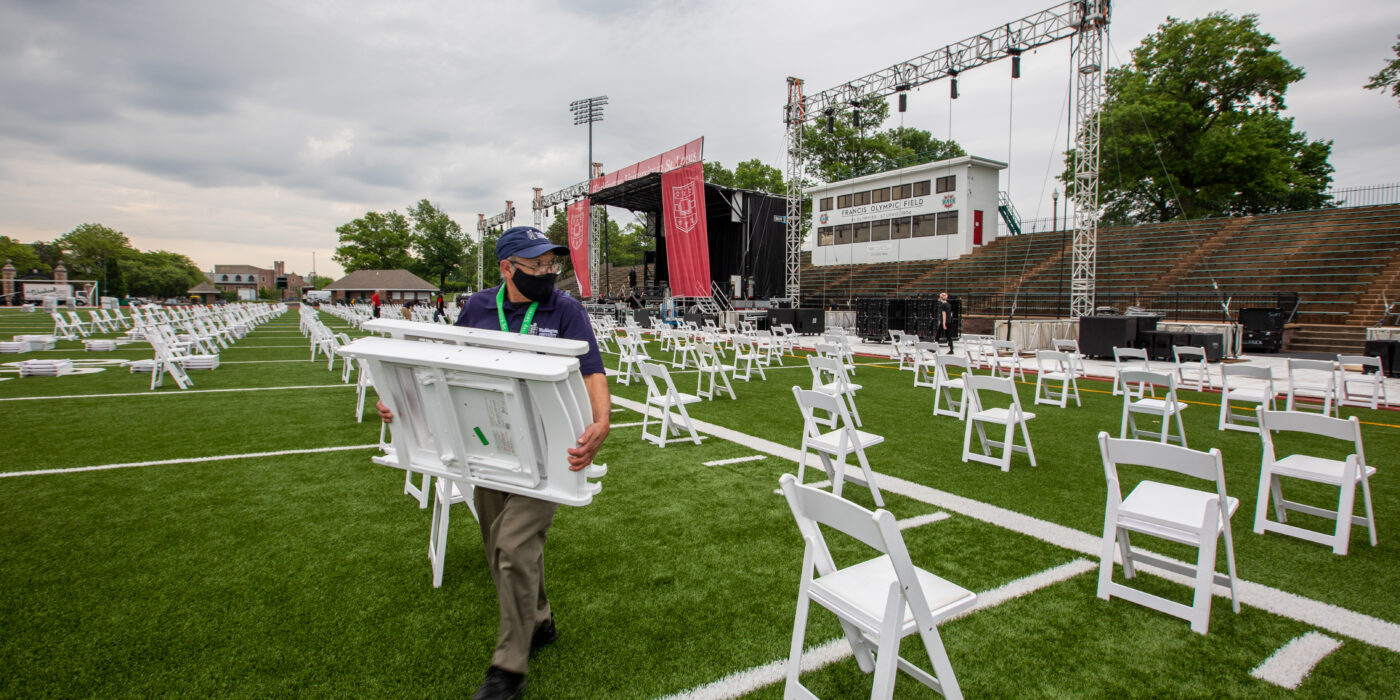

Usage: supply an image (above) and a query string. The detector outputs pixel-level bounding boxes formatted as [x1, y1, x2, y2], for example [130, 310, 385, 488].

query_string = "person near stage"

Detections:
[627, 267, 637, 289]
[371, 289, 382, 318]
[377, 226, 609, 700]
[433, 293, 445, 321]
[936, 291, 955, 354]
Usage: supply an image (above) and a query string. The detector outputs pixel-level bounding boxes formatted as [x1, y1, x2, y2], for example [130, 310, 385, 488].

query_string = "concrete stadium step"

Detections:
[1284, 323, 1368, 355]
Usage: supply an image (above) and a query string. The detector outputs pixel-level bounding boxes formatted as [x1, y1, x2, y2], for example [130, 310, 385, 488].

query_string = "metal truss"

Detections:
[1070, 3, 1109, 317]
[782, 0, 1111, 310]
[476, 201, 516, 291]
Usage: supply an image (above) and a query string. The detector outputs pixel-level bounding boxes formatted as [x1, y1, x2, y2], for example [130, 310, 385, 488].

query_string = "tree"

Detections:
[1069, 13, 1333, 223]
[407, 199, 468, 290]
[332, 211, 414, 272]
[0, 236, 42, 275]
[1364, 34, 1400, 106]
[309, 274, 335, 289]
[791, 98, 965, 185]
[55, 223, 136, 295]
[120, 250, 205, 299]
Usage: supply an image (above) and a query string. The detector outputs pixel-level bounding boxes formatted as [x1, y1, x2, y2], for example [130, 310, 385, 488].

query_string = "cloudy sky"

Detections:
[2, 0, 1396, 280]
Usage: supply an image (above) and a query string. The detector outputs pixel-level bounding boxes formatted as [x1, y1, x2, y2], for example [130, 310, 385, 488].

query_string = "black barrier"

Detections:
[1080, 316, 1138, 358]
[1190, 333, 1225, 362]
[796, 308, 825, 335]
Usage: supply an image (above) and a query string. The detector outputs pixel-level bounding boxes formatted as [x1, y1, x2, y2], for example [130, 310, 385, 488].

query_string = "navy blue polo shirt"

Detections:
[456, 286, 606, 376]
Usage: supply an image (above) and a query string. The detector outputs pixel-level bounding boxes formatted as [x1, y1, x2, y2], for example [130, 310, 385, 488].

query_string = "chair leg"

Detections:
[1361, 477, 1379, 547]
[961, 418, 975, 464]
[1173, 408, 1188, 448]
[1191, 528, 1219, 635]
[1019, 417, 1036, 467]
[854, 447, 885, 507]
[870, 586, 904, 700]
[1098, 506, 1120, 600]
[1253, 470, 1274, 535]
[1334, 467, 1358, 556]
[999, 420, 1015, 471]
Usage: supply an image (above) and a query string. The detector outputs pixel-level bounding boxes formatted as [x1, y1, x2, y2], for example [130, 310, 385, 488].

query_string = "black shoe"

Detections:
[530, 619, 559, 654]
[472, 666, 525, 700]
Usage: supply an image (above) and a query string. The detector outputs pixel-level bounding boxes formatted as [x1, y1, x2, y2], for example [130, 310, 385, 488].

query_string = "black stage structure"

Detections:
[588, 173, 788, 302]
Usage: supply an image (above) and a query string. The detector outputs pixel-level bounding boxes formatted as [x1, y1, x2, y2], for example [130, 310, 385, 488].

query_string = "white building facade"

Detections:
[807, 155, 1005, 266]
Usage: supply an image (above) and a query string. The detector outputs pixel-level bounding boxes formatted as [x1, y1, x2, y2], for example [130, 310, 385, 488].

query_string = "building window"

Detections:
[853, 190, 870, 206]
[870, 219, 891, 241]
[936, 175, 956, 193]
[818, 227, 834, 246]
[234, 274, 242, 282]
[835, 224, 852, 245]
[820, 197, 833, 212]
[891, 217, 912, 239]
[871, 187, 890, 204]
[837, 194, 852, 209]
[912, 214, 938, 237]
[852, 221, 871, 243]
[891, 184, 912, 200]
[936, 210, 959, 235]
[913, 180, 931, 197]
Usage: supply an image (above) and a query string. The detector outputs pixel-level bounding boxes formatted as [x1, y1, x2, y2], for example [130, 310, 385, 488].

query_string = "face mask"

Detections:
[511, 268, 558, 303]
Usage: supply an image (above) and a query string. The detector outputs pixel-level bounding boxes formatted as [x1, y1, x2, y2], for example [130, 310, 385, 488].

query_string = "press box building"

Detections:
[808, 155, 1006, 266]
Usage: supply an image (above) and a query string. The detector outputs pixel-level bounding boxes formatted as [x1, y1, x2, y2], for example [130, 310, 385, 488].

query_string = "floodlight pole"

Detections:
[571, 96, 608, 300]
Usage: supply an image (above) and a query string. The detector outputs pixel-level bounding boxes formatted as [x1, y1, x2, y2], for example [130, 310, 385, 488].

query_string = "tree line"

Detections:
[2, 224, 211, 300]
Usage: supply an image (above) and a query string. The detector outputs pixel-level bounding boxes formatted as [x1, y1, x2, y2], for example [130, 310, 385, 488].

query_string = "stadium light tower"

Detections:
[570, 96, 607, 183]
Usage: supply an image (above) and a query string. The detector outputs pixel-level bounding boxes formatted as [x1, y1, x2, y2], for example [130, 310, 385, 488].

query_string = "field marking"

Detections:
[0, 444, 380, 478]
[660, 558, 1094, 700]
[610, 421, 646, 428]
[702, 455, 767, 467]
[897, 511, 951, 530]
[0, 384, 353, 402]
[612, 394, 1400, 654]
[1250, 632, 1342, 689]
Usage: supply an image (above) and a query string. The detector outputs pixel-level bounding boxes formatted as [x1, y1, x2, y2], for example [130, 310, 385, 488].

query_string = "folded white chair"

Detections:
[779, 473, 974, 700]
[912, 341, 941, 389]
[1255, 408, 1378, 555]
[1097, 433, 1239, 635]
[989, 340, 1026, 381]
[427, 477, 477, 588]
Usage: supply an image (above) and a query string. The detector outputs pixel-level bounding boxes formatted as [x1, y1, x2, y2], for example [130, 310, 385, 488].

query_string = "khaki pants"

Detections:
[475, 487, 559, 674]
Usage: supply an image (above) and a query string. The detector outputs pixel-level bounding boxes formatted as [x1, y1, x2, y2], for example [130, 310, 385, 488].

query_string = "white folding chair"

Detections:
[1218, 364, 1277, 433]
[1112, 347, 1153, 399]
[779, 474, 975, 700]
[1285, 358, 1339, 417]
[1033, 349, 1081, 408]
[639, 362, 703, 447]
[792, 386, 885, 507]
[961, 374, 1036, 471]
[1337, 354, 1388, 410]
[1096, 433, 1239, 635]
[1255, 408, 1378, 555]
[1118, 369, 1188, 446]
[427, 477, 477, 588]
[989, 340, 1026, 381]
[1053, 338, 1086, 378]
[809, 354, 863, 427]
[1172, 346, 1211, 392]
[694, 340, 736, 401]
[933, 353, 970, 420]
[912, 341, 940, 389]
[732, 336, 767, 381]
[615, 333, 649, 386]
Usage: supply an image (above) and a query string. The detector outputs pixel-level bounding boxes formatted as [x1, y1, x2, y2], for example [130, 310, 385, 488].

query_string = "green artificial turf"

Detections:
[1, 308, 1397, 698]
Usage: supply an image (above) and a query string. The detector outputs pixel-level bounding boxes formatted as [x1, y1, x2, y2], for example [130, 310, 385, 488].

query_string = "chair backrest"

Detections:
[1119, 369, 1176, 392]
[964, 374, 1018, 412]
[808, 354, 846, 389]
[639, 361, 676, 398]
[1036, 349, 1070, 373]
[992, 339, 1018, 355]
[1258, 408, 1363, 450]
[1053, 339, 1079, 354]
[779, 473, 910, 576]
[1174, 346, 1206, 363]
[1114, 347, 1148, 363]
[1338, 355, 1382, 373]
[1222, 364, 1272, 382]
[1098, 432, 1226, 498]
[793, 385, 844, 436]
[935, 352, 970, 374]
[1289, 358, 1337, 376]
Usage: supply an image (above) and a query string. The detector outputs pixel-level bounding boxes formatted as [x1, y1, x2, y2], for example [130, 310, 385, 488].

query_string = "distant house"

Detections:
[210, 261, 309, 300]
[322, 270, 438, 304]
[187, 280, 223, 304]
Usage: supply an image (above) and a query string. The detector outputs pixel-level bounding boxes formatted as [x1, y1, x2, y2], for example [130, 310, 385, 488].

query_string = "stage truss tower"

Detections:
[478, 201, 516, 291]
[782, 0, 1110, 314]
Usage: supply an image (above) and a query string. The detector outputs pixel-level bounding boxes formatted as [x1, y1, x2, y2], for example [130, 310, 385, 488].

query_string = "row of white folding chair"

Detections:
[694, 340, 736, 400]
[49, 313, 81, 340]
[615, 333, 649, 386]
[732, 335, 767, 381]
[809, 355, 863, 427]
[960, 334, 996, 370]
[791, 386, 885, 507]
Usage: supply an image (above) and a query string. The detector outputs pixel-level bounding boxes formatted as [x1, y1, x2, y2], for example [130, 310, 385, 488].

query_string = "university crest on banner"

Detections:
[568, 208, 587, 250]
[671, 182, 700, 234]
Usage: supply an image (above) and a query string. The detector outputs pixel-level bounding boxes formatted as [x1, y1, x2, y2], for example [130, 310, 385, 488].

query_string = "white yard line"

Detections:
[0, 384, 353, 402]
[612, 394, 1400, 654]
[1250, 632, 1343, 689]
[1, 444, 379, 478]
[660, 559, 1096, 700]
[702, 455, 767, 467]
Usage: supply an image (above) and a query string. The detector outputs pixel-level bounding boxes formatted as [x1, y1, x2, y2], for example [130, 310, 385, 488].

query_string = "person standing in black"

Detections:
[627, 267, 637, 290]
[936, 291, 955, 354]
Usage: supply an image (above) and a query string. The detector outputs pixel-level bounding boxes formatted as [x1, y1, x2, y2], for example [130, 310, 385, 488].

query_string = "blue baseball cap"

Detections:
[496, 226, 568, 262]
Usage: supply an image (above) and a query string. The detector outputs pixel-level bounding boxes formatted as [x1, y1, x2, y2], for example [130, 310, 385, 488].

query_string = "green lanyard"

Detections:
[496, 284, 538, 335]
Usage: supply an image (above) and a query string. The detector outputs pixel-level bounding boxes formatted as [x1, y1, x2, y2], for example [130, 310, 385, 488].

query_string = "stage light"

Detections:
[950, 71, 959, 100]
[1010, 49, 1022, 79]
[898, 93, 907, 112]
[825, 108, 834, 133]
[852, 109, 860, 128]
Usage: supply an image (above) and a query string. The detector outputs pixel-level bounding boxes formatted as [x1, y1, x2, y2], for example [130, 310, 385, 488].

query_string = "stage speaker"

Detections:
[1134, 315, 1159, 335]
[1190, 333, 1224, 362]
[1080, 316, 1136, 359]
[1146, 331, 1173, 361]
[1363, 339, 1398, 377]
[634, 309, 653, 326]
[796, 308, 825, 335]
[768, 308, 796, 328]
[1239, 308, 1284, 333]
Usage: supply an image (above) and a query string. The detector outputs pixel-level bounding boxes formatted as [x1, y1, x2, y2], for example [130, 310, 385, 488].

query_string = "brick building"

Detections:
[210, 261, 308, 300]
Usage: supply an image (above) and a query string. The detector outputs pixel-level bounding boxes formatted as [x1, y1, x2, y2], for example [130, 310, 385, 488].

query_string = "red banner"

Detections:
[590, 137, 704, 194]
[661, 163, 710, 297]
[566, 199, 592, 298]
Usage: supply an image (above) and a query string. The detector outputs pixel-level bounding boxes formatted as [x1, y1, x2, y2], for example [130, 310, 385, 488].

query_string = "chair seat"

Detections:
[942, 377, 965, 389]
[1120, 481, 1239, 543]
[970, 407, 1035, 423]
[816, 381, 861, 394]
[650, 392, 701, 408]
[1130, 398, 1187, 414]
[1272, 454, 1377, 486]
[809, 428, 884, 453]
[810, 555, 976, 636]
[1041, 371, 1072, 381]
